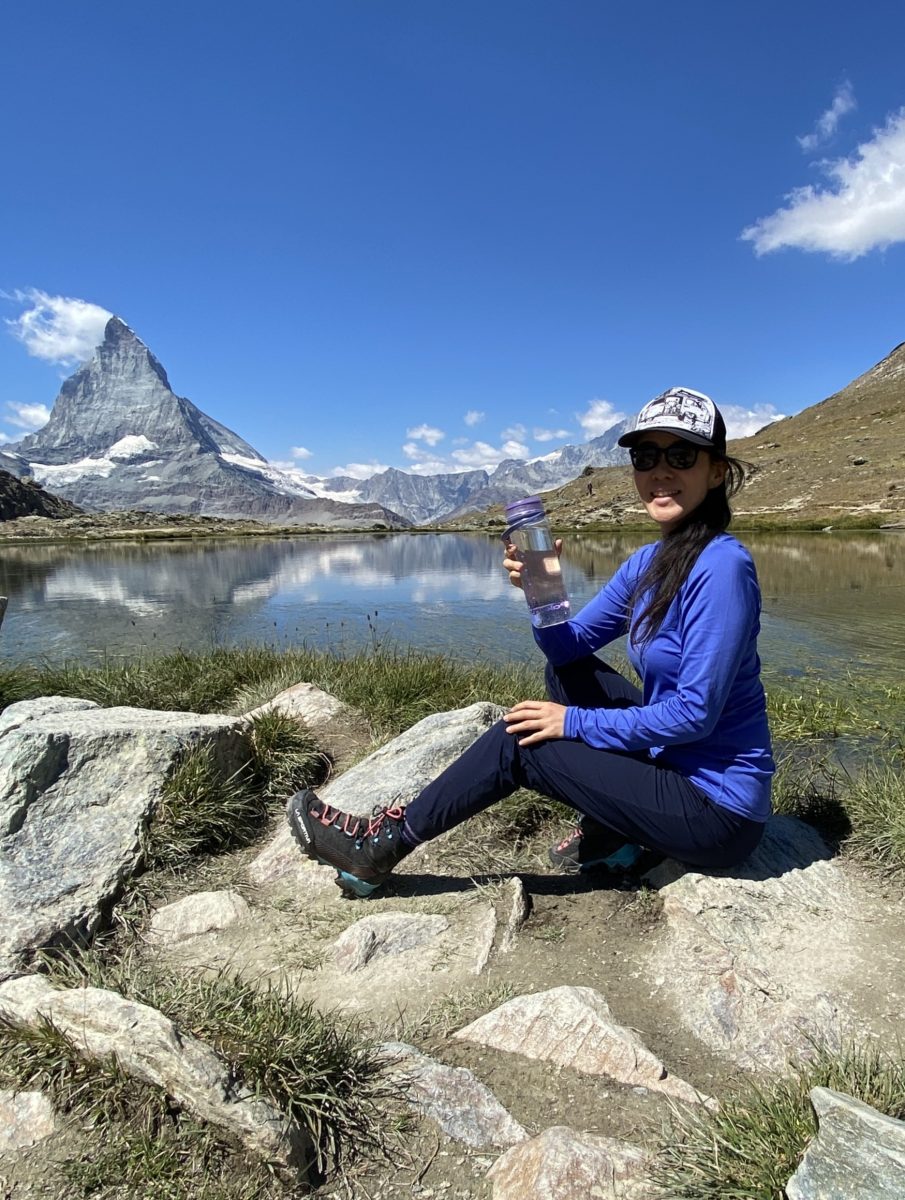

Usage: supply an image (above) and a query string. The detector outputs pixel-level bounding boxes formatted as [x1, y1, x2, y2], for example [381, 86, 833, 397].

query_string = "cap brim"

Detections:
[617, 426, 718, 449]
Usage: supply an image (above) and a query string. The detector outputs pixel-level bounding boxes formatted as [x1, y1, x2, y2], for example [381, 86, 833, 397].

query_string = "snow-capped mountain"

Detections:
[6, 316, 632, 525]
[302, 427, 631, 524]
[6, 318, 408, 528]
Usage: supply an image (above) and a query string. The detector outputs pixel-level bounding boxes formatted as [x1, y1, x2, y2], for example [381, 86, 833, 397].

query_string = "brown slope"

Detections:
[441, 342, 905, 530]
[730, 340, 905, 520]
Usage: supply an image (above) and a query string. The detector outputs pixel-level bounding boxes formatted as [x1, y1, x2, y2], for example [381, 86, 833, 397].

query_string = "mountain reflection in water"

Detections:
[2, 532, 904, 682]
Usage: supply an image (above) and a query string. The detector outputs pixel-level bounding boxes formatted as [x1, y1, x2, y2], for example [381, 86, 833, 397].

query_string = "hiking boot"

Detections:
[287, 789, 413, 898]
[548, 817, 638, 874]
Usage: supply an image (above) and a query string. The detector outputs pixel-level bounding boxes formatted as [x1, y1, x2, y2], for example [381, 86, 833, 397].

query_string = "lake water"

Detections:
[2, 531, 905, 685]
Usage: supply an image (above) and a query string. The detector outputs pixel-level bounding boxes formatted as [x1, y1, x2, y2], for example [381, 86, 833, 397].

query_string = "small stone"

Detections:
[0, 1089, 56, 1153]
[487, 1126, 657, 1199]
[500, 878, 531, 954]
[148, 890, 251, 944]
[379, 1042, 527, 1149]
[785, 1087, 905, 1199]
[455, 986, 706, 1105]
[332, 914, 449, 973]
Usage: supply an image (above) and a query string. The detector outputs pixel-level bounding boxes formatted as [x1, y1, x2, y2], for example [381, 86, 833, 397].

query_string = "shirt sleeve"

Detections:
[532, 554, 638, 664]
[564, 545, 760, 751]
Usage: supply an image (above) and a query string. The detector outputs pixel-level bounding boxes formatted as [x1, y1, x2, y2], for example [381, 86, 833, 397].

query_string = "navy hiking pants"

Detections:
[402, 656, 764, 869]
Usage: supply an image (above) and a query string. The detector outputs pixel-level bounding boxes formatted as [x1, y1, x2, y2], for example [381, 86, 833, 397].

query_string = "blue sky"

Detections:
[2, 0, 904, 479]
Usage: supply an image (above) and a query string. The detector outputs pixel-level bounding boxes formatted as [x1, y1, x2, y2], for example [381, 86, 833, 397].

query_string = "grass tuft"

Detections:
[29, 951, 394, 1179]
[244, 708, 330, 800]
[841, 761, 905, 877]
[145, 744, 259, 869]
[655, 1040, 905, 1198]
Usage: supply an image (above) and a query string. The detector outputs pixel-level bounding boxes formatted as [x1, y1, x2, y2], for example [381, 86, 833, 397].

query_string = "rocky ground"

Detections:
[2, 687, 905, 1198]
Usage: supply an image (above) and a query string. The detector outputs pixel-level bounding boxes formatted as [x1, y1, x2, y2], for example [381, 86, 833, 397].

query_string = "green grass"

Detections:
[840, 760, 905, 877]
[3, 951, 395, 1189]
[0, 644, 543, 740]
[655, 1040, 905, 1198]
[144, 711, 328, 870]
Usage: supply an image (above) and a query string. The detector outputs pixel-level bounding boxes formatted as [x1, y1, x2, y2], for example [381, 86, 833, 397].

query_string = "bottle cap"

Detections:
[502, 496, 546, 541]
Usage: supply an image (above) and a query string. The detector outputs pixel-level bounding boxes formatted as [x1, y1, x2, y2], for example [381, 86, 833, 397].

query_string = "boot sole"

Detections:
[286, 790, 384, 898]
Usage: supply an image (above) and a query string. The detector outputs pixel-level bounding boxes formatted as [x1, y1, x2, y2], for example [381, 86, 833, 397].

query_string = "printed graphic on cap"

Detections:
[635, 387, 716, 438]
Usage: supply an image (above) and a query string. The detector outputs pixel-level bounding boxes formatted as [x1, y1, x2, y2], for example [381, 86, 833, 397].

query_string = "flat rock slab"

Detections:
[251, 702, 503, 886]
[0, 1089, 57, 1154]
[645, 816, 856, 1069]
[380, 1042, 527, 1149]
[331, 913, 449, 973]
[786, 1087, 905, 1199]
[149, 891, 252, 944]
[0, 697, 249, 979]
[455, 985, 706, 1105]
[0, 974, 312, 1177]
[487, 1126, 660, 1200]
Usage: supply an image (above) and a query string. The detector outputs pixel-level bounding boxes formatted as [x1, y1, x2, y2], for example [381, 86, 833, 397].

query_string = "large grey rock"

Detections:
[455, 985, 707, 1105]
[645, 816, 853, 1069]
[0, 1089, 57, 1153]
[0, 975, 312, 1177]
[380, 1042, 527, 1149]
[0, 697, 249, 978]
[786, 1087, 905, 1199]
[251, 702, 503, 885]
[487, 1126, 660, 1199]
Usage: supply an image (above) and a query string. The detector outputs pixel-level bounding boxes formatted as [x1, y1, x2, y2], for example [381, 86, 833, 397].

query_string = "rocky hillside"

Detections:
[444, 342, 905, 530]
[5, 318, 408, 530]
[0, 469, 82, 522]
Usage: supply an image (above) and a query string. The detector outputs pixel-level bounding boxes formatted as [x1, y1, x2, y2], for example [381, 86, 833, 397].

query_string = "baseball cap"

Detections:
[618, 387, 727, 454]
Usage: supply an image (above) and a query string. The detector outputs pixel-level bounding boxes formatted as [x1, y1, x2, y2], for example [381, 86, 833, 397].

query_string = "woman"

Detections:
[287, 387, 774, 895]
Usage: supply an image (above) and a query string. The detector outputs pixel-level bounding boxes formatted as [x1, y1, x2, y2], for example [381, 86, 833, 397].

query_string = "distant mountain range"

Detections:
[1, 318, 632, 526]
[5, 317, 902, 530]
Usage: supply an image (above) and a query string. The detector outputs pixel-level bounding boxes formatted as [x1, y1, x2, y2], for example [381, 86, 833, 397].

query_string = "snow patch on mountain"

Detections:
[108, 435, 158, 459]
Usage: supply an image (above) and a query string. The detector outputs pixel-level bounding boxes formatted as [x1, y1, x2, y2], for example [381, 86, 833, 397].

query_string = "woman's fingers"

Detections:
[504, 701, 566, 745]
[502, 540, 524, 589]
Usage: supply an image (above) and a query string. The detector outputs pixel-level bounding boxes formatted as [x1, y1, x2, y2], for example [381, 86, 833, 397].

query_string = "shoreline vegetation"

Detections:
[2, 644, 904, 1197]
[1, 508, 904, 546]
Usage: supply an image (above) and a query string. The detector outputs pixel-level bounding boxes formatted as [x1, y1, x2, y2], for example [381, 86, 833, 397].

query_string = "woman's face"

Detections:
[632, 432, 727, 535]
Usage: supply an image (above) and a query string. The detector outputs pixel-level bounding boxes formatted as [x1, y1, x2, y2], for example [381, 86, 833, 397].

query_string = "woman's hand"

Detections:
[503, 538, 563, 590]
[504, 700, 567, 746]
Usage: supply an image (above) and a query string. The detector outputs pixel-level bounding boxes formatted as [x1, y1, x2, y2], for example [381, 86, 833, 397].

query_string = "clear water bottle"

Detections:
[503, 496, 571, 628]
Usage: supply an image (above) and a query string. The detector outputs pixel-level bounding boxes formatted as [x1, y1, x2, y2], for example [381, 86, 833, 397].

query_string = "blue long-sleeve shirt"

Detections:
[534, 533, 774, 821]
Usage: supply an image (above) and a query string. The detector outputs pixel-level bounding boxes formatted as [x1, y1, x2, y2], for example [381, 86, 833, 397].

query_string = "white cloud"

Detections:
[0, 430, 12, 444]
[291, 445, 313, 460]
[534, 426, 573, 442]
[402, 442, 421, 459]
[406, 423, 445, 446]
[798, 81, 856, 152]
[6, 402, 51, 430]
[722, 405, 786, 440]
[577, 398, 626, 439]
[501, 423, 527, 442]
[742, 108, 905, 259]
[4, 288, 113, 365]
[451, 438, 530, 470]
[464, 410, 485, 427]
[404, 456, 450, 475]
[331, 460, 391, 479]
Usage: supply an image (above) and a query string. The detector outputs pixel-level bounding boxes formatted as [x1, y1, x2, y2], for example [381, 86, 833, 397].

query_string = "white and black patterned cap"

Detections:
[618, 387, 727, 453]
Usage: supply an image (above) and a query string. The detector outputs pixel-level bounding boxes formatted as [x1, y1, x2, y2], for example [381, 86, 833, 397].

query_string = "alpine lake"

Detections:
[2, 530, 905, 694]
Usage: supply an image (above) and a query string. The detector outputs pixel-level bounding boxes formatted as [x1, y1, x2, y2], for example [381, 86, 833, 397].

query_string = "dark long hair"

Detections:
[630, 455, 748, 646]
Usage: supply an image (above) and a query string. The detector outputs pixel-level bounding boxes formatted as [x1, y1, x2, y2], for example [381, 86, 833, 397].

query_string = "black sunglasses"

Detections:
[629, 441, 701, 471]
